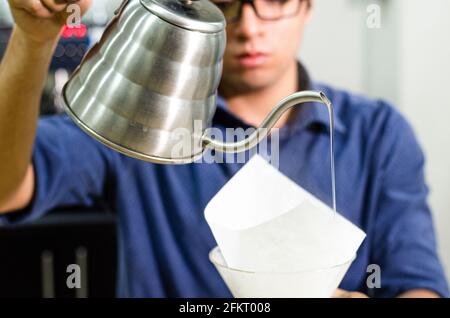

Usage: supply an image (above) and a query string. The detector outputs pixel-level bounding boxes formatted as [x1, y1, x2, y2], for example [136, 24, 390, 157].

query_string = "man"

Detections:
[0, 0, 448, 298]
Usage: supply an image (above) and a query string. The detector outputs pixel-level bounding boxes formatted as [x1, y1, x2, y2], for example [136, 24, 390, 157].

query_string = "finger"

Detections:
[348, 292, 369, 298]
[13, 0, 54, 18]
[332, 288, 349, 298]
[54, 0, 92, 26]
[333, 289, 369, 298]
[62, 0, 91, 16]
[40, 0, 73, 13]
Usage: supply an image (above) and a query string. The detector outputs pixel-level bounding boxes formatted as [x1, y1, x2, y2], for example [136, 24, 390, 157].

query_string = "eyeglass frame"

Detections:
[213, 0, 306, 23]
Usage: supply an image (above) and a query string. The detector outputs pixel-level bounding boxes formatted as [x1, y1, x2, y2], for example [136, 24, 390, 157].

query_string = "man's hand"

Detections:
[333, 288, 441, 298]
[333, 289, 369, 298]
[7, 0, 92, 44]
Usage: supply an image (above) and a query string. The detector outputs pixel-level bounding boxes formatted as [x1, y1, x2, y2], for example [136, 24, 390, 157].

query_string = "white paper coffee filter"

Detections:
[205, 155, 366, 273]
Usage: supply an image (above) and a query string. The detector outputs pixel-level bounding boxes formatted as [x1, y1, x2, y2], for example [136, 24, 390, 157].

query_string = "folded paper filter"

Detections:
[205, 155, 366, 298]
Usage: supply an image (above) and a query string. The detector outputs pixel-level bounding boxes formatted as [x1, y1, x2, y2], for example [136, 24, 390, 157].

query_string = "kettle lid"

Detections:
[140, 0, 226, 33]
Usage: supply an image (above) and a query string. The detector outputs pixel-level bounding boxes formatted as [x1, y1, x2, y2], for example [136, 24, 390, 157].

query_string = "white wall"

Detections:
[301, 0, 450, 279]
[300, 0, 367, 94]
[0, 0, 13, 25]
[398, 0, 450, 281]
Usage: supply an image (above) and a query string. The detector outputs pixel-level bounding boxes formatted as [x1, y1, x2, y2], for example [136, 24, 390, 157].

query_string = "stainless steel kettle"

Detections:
[63, 0, 333, 164]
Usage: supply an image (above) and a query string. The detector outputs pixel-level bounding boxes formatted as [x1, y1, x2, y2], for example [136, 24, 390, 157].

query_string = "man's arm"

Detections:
[368, 102, 448, 298]
[0, 27, 56, 213]
[0, 0, 91, 214]
[335, 102, 448, 299]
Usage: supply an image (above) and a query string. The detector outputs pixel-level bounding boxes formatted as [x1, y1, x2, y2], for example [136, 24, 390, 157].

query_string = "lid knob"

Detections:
[140, 0, 225, 33]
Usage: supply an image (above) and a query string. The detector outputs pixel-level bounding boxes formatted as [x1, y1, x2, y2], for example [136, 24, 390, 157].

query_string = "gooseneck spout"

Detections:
[201, 91, 333, 153]
[201, 90, 337, 213]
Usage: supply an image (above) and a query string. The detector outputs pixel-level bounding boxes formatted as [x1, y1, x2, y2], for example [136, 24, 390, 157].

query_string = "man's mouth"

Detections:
[235, 52, 268, 68]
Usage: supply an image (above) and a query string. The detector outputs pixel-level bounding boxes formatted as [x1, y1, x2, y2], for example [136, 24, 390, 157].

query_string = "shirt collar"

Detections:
[215, 61, 346, 134]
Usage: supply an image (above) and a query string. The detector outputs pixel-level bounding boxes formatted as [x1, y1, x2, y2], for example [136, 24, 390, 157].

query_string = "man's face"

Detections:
[216, 0, 312, 95]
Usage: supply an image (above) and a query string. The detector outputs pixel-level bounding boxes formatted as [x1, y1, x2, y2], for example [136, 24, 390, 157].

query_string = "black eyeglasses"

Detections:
[212, 0, 304, 23]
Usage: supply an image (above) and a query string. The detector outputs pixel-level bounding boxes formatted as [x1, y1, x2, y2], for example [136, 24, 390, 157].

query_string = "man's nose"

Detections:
[236, 3, 263, 39]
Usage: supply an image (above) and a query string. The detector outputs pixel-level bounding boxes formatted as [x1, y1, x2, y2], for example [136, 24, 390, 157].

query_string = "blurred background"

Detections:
[0, 0, 449, 296]
[0, 0, 123, 297]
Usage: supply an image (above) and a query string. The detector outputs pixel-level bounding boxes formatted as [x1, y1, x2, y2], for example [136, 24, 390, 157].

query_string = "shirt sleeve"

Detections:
[370, 102, 449, 297]
[0, 115, 116, 226]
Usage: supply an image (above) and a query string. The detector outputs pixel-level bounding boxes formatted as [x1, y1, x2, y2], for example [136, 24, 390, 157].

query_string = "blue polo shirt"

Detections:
[1, 63, 448, 298]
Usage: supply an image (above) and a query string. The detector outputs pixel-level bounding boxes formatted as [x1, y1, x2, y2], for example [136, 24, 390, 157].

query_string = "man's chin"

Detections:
[221, 63, 278, 93]
[232, 68, 273, 86]
[222, 78, 273, 94]
[233, 63, 268, 75]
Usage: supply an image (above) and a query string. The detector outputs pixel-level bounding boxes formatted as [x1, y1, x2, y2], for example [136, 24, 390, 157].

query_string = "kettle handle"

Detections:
[201, 91, 333, 153]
